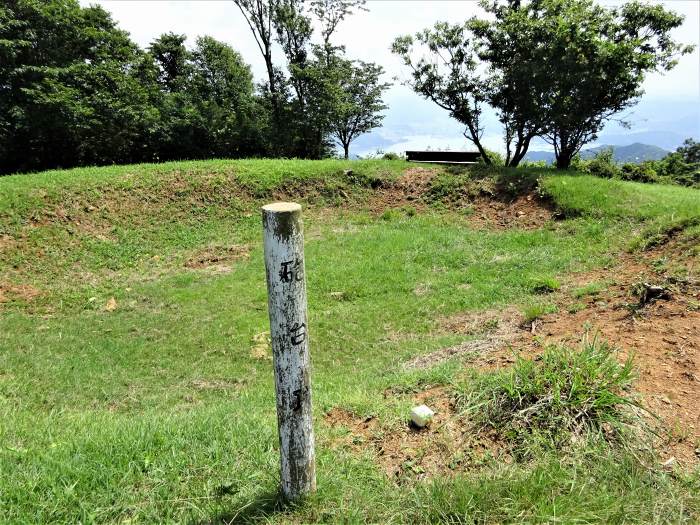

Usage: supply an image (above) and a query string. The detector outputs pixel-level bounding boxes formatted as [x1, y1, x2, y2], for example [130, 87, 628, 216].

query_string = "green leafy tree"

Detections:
[232, 0, 280, 112]
[392, 23, 492, 164]
[190, 36, 262, 157]
[0, 0, 161, 173]
[469, 2, 550, 166]
[392, 0, 693, 169]
[676, 138, 700, 164]
[321, 57, 390, 159]
[149, 32, 191, 92]
[528, 0, 693, 169]
[233, 0, 372, 159]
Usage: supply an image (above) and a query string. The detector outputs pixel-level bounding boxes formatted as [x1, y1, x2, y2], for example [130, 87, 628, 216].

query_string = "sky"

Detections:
[82, 0, 700, 156]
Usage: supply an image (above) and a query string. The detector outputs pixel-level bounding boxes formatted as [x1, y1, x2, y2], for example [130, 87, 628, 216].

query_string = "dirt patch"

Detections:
[0, 283, 42, 304]
[476, 244, 700, 466]
[366, 167, 438, 213]
[324, 387, 508, 482]
[184, 245, 250, 272]
[367, 168, 553, 229]
[0, 235, 17, 251]
[467, 194, 553, 230]
[406, 307, 523, 369]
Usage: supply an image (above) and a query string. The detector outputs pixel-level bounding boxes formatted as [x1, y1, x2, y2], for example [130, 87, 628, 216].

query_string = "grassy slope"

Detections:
[1, 160, 698, 523]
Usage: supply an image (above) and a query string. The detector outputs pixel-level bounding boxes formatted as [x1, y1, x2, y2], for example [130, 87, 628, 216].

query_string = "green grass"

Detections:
[1, 159, 698, 523]
[455, 339, 637, 453]
[541, 175, 700, 250]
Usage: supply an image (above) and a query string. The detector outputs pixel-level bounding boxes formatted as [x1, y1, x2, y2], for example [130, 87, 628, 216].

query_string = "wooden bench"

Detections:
[405, 150, 482, 164]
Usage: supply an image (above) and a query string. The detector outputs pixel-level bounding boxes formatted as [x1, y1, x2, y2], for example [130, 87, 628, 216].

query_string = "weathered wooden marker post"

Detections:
[262, 202, 316, 501]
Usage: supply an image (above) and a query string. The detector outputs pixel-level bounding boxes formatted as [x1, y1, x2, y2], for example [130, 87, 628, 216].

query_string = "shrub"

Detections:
[480, 148, 505, 166]
[381, 151, 402, 161]
[585, 148, 621, 179]
[620, 161, 659, 183]
[530, 276, 560, 294]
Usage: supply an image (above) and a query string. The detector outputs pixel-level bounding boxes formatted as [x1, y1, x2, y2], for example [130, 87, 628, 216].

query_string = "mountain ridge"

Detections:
[524, 142, 670, 164]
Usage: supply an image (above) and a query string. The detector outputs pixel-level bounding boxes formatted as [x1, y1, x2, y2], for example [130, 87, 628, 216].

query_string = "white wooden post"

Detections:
[262, 202, 316, 501]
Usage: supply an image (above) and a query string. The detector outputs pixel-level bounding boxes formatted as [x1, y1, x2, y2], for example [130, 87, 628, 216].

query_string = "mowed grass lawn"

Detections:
[0, 159, 699, 523]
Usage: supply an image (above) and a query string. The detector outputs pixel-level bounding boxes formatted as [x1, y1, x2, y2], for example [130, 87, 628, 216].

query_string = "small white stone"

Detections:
[410, 404, 435, 427]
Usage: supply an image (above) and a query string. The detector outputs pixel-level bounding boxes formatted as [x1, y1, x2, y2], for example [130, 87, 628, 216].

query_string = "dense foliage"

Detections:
[392, 0, 693, 169]
[581, 138, 700, 187]
[0, 0, 389, 174]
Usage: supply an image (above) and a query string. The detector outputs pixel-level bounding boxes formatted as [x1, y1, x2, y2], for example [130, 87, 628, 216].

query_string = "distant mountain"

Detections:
[523, 142, 670, 164]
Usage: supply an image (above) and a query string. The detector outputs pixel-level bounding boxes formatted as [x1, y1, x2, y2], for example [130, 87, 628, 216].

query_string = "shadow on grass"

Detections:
[196, 488, 288, 525]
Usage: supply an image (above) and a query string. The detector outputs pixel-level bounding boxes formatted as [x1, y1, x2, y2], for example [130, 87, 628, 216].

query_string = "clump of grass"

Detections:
[530, 276, 560, 294]
[456, 338, 638, 452]
[521, 303, 556, 323]
[568, 302, 587, 314]
[572, 281, 608, 299]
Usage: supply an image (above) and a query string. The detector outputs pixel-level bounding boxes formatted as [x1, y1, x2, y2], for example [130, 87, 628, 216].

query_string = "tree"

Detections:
[310, 0, 366, 62]
[469, 3, 550, 166]
[190, 36, 262, 157]
[233, 0, 374, 159]
[322, 57, 390, 159]
[676, 138, 700, 164]
[392, 0, 692, 169]
[392, 23, 493, 164]
[528, 0, 693, 169]
[149, 32, 191, 92]
[0, 0, 161, 173]
[232, 0, 279, 110]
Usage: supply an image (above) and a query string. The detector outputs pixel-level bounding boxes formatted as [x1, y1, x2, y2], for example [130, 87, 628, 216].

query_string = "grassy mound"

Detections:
[1, 159, 698, 523]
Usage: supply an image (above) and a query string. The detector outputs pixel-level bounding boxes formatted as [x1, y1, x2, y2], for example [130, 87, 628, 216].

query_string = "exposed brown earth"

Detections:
[324, 387, 509, 482]
[467, 194, 553, 230]
[367, 167, 553, 229]
[0, 283, 42, 305]
[184, 244, 250, 272]
[445, 240, 700, 468]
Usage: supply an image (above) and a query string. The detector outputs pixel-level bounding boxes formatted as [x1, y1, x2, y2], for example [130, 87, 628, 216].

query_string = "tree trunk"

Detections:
[508, 136, 533, 167]
[465, 124, 491, 165]
[555, 152, 573, 169]
[343, 143, 349, 159]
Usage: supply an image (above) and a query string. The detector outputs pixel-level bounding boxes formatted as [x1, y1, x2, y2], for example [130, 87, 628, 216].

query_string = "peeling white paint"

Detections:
[262, 202, 316, 501]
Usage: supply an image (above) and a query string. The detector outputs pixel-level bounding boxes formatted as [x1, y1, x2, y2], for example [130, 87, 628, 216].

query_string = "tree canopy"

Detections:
[393, 0, 693, 168]
[0, 0, 390, 174]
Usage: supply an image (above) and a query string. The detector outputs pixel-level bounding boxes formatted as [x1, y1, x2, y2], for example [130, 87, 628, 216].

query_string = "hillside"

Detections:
[525, 142, 670, 163]
[1, 159, 699, 523]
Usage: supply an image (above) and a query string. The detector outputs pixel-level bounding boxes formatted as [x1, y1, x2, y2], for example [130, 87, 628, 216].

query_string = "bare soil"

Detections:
[324, 387, 509, 482]
[0, 283, 42, 305]
[466, 241, 700, 467]
[184, 245, 250, 272]
[467, 194, 553, 230]
[368, 168, 553, 229]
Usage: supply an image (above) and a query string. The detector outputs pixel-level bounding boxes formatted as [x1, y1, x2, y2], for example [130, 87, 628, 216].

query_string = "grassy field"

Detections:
[1, 159, 699, 523]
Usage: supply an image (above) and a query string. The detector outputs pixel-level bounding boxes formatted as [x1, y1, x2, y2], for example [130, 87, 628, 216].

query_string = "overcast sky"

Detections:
[82, 0, 699, 155]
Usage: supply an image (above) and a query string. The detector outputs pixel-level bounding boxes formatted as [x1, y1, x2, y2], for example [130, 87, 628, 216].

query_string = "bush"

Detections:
[381, 151, 402, 161]
[479, 148, 505, 166]
[620, 161, 658, 183]
[585, 148, 621, 179]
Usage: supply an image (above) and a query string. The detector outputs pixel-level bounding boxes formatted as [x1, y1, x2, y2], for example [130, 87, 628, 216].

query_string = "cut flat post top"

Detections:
[262, 202, 316, 501]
